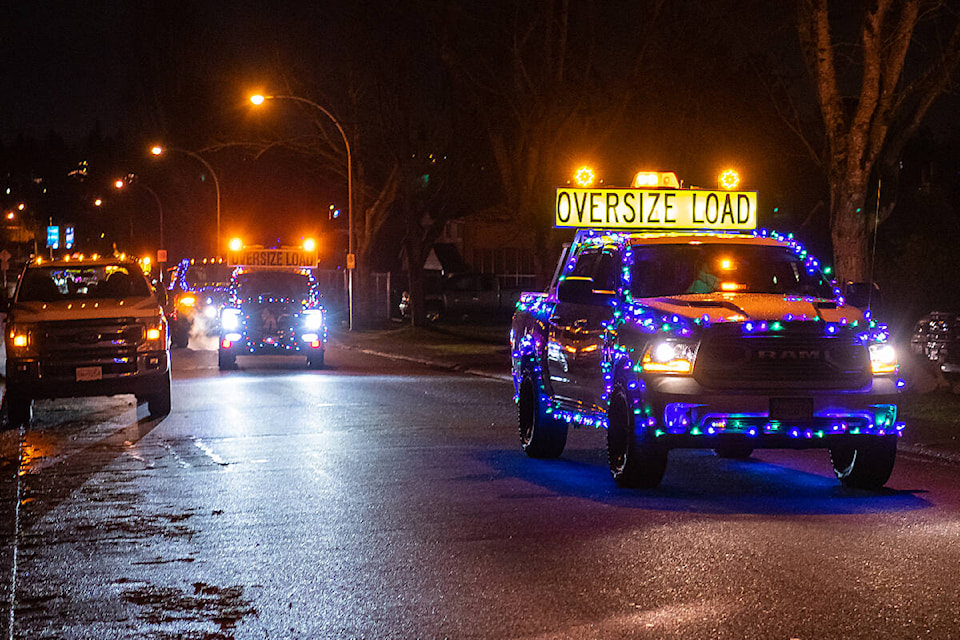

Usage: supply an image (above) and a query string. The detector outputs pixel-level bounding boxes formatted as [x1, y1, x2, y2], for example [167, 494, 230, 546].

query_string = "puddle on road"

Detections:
[121, 581, 257, 635]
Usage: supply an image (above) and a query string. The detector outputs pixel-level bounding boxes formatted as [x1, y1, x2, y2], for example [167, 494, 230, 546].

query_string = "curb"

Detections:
[331, 340, 513, 383]
[897, 443, 960, 467]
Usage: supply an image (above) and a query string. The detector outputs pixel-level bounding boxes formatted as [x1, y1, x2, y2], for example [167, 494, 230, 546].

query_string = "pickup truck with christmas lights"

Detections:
[2, 254, 172, 426]
[510, 170, 904, 489]
[166, 257, 233, 348]
[217, 241, 326, 370]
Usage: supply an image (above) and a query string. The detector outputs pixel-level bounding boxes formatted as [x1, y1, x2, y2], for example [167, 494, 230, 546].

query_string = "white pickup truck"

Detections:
[2, 256, 172, 427]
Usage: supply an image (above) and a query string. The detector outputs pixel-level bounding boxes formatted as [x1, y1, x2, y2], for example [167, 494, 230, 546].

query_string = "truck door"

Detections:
[546, 248, 617, 409]
[566, 249, 618, 412]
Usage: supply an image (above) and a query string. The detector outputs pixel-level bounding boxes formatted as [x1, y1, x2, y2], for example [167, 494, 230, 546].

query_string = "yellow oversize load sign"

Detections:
[555, 188, 758, 231]
[228, 247, 317, 268]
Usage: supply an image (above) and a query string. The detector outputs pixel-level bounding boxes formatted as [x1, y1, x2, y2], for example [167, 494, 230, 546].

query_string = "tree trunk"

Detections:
[402, 228, 429, 328]
[829, 173, 870, 283]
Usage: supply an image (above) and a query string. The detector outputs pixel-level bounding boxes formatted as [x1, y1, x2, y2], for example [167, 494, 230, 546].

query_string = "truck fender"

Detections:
[605, 353, 648, 435]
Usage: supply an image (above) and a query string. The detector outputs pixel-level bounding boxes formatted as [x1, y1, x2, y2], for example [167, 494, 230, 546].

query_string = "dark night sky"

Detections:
[0, 2, 136, 143]
[3, 1, 959, 271]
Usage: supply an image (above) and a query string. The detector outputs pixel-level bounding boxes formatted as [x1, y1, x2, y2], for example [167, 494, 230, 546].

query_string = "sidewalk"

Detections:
[330, 321, 514, 381]
[332, 322, 960, 465]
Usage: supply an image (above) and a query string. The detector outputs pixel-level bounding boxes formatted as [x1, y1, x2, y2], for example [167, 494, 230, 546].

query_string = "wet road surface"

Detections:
[1, 340, 960, 638]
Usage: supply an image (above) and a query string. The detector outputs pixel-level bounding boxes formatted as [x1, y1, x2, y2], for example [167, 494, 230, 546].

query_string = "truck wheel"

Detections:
[218, 350, 237, 370]
[714, 442, 754, 459]
[518, 372, 567, 458]
[306, 351, 325, 369]
[2, 393, 32, 429]
[172, 327, 189, 349]
[607, 383, 667, 488]
[830, 436, 897, 489]
[145, 372, 172, 417]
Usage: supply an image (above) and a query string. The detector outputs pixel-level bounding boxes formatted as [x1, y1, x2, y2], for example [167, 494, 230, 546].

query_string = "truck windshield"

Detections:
[629, 244, 835, 299]
[235, 271, 311, 300]
[184, 264, 232, 288]
[17, 264, 151, 302]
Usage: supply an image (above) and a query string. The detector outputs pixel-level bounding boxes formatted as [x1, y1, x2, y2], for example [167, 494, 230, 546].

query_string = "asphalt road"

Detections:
[1, 340, 960, 639]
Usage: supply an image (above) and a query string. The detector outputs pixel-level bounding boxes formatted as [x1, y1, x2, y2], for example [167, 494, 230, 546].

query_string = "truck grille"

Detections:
[245, 304, 297, 337]
[693, 323, 871, 390]
[34, 318, 143, 377]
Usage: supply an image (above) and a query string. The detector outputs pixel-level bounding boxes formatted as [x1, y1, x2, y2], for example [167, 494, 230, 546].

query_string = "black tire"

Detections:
[517, 372, 567, 458]
[171, 323, 190, 349]
[607, 383, 667, 488]
[2, 393, 32, 429]
[714, 442, 754, 459]
[145, 372, 172, 417]
[830, 436, 898, 489]
[306, 351, 325, 369]
[218, 349, 237, 370]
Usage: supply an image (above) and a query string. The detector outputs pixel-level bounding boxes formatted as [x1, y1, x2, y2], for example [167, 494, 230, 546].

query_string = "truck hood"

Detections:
[10, 297, 162, 322]
[639, 293, 865, 324]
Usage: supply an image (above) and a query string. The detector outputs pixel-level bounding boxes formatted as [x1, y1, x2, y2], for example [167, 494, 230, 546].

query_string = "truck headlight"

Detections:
[6, 323, 37, 356]
[302, 310, 325, 331]
[221, 308, 242, 331]
[140, 315, 167, 351]
[641, 340, 698, 374]
[869, 343, 898, 375]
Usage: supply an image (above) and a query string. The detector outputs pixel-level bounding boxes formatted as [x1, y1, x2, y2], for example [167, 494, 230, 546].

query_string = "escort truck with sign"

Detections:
[2, 254, 172, 426]
[510, 170, 903, 489]
[218, 241, 327, 370]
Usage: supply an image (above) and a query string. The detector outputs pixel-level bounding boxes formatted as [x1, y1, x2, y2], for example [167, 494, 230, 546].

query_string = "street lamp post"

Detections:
[115, 177, 165, 280]
[250, 93, 354, 331]
[150, 145, 221, 257]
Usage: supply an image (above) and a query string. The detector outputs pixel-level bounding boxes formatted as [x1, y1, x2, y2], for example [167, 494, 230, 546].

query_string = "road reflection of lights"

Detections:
[18, 432, 56, 477]
[623, 598, 733, 632]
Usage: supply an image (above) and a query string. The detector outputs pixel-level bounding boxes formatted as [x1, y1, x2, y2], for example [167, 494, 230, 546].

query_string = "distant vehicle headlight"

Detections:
[302, 310, 325, 331]
[869, 343, 898, 375]
[221, 308, 242, 331]
[641, 340, 698, 375]
[178, 294, 196, 308]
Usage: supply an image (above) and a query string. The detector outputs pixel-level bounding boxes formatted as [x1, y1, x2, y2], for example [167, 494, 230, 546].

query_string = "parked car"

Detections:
[399, 272, 523, 322]
[910, 311, 960, 378]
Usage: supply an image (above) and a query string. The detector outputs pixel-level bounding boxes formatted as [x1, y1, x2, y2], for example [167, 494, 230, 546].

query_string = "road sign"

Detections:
[46, 225, 59, 249]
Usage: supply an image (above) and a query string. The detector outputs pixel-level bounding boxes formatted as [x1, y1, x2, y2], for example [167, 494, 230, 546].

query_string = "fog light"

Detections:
[302, 332, 319, 342]
[225, 332, 242, 342]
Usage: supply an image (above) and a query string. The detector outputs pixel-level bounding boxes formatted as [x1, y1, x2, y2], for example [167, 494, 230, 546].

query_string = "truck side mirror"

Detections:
[557, 277, 614, 306]
[844, 281, 880, 310]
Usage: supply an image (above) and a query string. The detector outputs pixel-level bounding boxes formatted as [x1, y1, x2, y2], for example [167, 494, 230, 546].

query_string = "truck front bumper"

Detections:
[6, 350, 170, 400]
[643, 375, 903, 448]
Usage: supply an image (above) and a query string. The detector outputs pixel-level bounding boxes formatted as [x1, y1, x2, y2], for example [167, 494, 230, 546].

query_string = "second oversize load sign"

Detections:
[555, 188, 758, 231]
[229, 248, 317, 268]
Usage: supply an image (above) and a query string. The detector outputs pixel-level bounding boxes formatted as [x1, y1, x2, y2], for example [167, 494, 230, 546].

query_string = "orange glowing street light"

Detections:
[250, 92, 355, 330]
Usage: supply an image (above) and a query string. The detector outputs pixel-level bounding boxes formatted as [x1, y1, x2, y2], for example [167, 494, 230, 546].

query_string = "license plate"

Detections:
[769, 397, 813, 421]
[76, 366, 102, 382]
